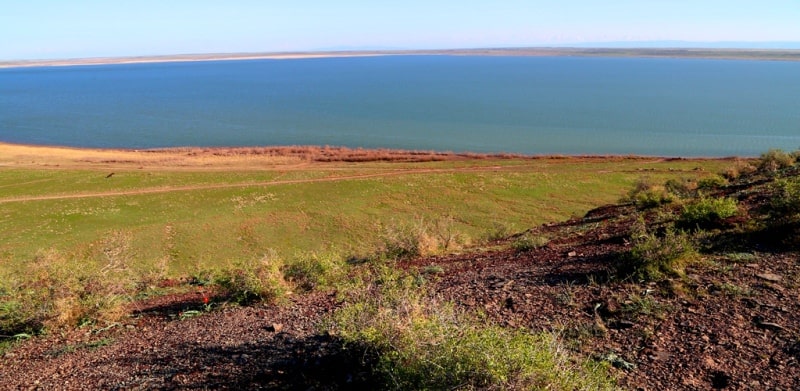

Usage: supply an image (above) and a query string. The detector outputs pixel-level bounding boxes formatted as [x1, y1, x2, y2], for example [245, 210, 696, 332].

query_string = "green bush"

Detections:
[618, 223, 697, 281]
[679, 197, 739, 227]
[333, 267, 615, 390]
[769, 178, 800, 220]
[283, 252, 345, 292]
[625, 179, 674, 209]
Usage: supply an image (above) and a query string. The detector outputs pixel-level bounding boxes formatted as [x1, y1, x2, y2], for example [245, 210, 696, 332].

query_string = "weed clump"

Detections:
[214, 253, 287, 305]
[1, 246, 136, 337]
[378, 217, 467, 260]
[512, 233, 549, 252]
[679, 197, 739, 228]
[618, 221, 697, 281]
[283, 252, 345, 292]
[696, 175, 727, 191]
[624, 179, 674, 209]
[333, 267, 615, 390]
[768, 178, 800, 220]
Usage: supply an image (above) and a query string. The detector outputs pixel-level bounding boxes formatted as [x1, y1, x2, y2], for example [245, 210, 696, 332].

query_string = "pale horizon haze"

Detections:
[3, 0, 800, 60]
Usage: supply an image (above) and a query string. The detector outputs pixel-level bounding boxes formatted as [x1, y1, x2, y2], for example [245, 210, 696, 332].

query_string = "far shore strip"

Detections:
[3, 47, 800, 69]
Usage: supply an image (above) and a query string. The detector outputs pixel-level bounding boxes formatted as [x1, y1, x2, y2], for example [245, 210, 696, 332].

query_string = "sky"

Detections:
[3, 0, 800, 60]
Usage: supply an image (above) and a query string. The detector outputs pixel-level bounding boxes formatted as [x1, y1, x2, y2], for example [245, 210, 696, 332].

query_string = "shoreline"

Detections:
[3, 47, 800, 69]
[0, 142, 743, 171]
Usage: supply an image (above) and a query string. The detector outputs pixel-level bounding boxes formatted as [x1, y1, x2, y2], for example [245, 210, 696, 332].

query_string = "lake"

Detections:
[1, 55, 798, 156]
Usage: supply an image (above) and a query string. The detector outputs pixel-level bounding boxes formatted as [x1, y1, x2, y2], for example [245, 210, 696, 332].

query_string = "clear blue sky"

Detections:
[3, 0, 800, 60]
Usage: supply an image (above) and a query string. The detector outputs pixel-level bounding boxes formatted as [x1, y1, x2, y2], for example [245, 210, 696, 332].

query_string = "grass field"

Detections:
[0, 143, 732, 277]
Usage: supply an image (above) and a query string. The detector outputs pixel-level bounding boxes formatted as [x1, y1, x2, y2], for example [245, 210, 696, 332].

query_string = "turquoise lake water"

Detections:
[0, 55, 798, 156]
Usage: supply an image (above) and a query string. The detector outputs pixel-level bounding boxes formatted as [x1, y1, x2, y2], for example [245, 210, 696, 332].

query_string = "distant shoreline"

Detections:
[0, 142, 743, 171]
[3, 47, 800, 69]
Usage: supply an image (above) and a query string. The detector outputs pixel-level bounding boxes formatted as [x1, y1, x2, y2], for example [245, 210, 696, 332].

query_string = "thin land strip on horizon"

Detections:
[3, 47, 800, 69]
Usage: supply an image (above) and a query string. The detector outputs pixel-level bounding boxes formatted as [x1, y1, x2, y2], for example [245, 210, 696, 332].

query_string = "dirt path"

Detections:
[0, 165, 510, 204]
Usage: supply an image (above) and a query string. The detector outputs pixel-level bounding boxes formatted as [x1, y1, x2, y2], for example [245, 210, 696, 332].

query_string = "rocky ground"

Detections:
[2, 169, 800, 390]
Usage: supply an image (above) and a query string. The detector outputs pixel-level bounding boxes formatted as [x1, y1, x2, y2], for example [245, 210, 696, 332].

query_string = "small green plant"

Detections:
[724, 252, 757, 263]
[483, 222, 516, 242]
[618, 221, 697, 281]
[421, 265, 444, 275]
[768, 178, 800, 220]
[512, 233, 549, 252]
[621, 294, 667, 319]
[679, 197, 738, 227]
[716, 282, 752, 297]
[696, 175, 727, 191]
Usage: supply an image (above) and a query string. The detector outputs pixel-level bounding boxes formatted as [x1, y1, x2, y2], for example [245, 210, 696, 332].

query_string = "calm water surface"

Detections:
[1, 56, 798, 156]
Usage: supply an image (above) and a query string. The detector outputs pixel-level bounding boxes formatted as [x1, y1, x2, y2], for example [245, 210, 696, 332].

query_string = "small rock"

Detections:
[607, 320, 635, 330]
[710, 370, 731, 389]
[650, 351, 671, 361]
[756, 273, 782, 282]
[567, 251, 578, 257]
[754, 316, 786, 331]
[267, 323, 284, 333]
[756, 322, 786, 332]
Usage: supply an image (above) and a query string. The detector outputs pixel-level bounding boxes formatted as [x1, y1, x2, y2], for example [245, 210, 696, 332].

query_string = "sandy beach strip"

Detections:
[3, 48, 800, 69]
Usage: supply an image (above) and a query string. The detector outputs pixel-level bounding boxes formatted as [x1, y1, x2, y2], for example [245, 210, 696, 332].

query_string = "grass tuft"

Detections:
[617, 221, 698, 281]
[213, 252, 288, 305]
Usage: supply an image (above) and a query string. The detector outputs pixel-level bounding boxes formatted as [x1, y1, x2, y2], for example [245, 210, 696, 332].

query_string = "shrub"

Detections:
[768, 178, 800, 220]
[1, 248, 137, 336]
[618, 222, 697, 281]
[696, 175, 727, 191]
[483, 222, 516, 242]
[333, 267, 615, 390]
[379, 223, 424, 259]
[379, 218, 468, 260]
[624, 179, 673, 209]
[758, 149, 796, 173]
[283, 252, 345, 292]
[679, 197, 739, 227]
[664, 178, 696, 198]
[214, 253, 287, 304]
[512, 233, 549, 252]
[721, 160, 756, 181]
